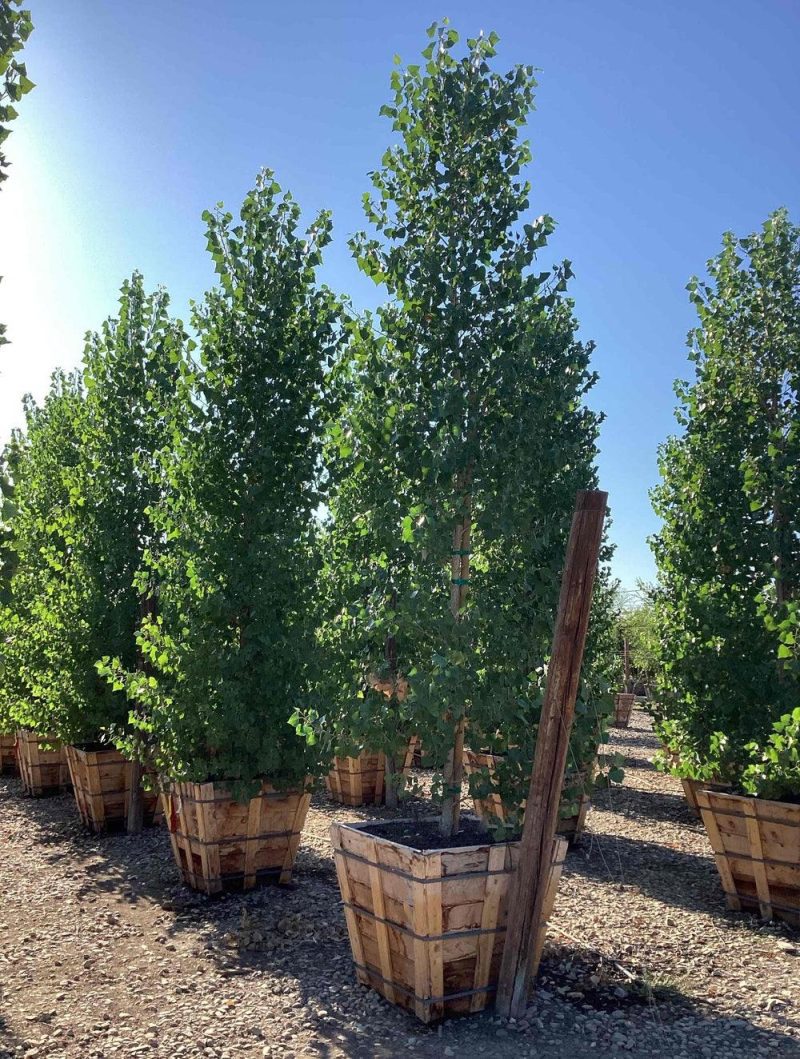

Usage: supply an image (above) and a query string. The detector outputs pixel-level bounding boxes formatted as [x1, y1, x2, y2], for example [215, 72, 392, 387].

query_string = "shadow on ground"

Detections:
[593, 784, 698, 827]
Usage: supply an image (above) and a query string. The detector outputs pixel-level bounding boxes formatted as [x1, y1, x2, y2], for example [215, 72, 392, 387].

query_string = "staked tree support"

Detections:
[496, 489, 608, 1018]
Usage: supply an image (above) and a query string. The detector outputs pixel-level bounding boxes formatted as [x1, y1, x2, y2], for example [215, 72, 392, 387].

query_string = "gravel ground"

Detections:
[1, 710, 798, 1059]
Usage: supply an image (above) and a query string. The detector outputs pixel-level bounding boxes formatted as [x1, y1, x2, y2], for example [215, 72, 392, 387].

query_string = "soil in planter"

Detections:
[362, 815, 508, 850]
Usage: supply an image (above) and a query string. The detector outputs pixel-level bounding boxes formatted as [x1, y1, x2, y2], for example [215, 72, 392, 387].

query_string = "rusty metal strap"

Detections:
[333, 845, 508, 884]
[352, 961, 496, 1004]
[340, 899, 506, 943]
[171, 829, 299, 847]
[174, 791, 302, 805]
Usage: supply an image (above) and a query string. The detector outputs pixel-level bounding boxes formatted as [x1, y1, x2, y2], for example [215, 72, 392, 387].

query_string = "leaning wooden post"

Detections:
[496, 489, 607, 1018]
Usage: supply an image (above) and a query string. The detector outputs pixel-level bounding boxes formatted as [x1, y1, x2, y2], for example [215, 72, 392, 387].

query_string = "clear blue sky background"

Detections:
[1, 0, 798, 589]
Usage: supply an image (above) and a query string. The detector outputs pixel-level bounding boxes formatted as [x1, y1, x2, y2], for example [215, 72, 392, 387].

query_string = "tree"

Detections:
[615, 584, 659, 693]
[106, 171, 346, 790]
[651, 210, 800, 781]
[3, 278, 187, 747]
[314, 24, 608, 837]
[0, 371, 85, 736]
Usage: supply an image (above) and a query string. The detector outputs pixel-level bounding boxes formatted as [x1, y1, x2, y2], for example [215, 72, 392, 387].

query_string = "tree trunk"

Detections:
[439, 481, 472, 838]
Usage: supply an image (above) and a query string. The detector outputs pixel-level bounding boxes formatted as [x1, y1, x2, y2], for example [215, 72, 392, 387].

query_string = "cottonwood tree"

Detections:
[651, 209, 800, 779]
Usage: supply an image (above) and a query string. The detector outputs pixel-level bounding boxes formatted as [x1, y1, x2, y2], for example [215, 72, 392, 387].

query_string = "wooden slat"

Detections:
[331, 824, 368, 983]
[697, 790, 742, 911]
[243, 791, 262, 889]
[412, 853, 431, 1022]
[350, 757, 363, 806]
[87, 750, 106, 829]
[470, 843, 506, 1012]
[280, 788, 311, 884]
[742, 799, 773, 919]
[368, 858, 396, 1004]
[424, 853, 444, 1021]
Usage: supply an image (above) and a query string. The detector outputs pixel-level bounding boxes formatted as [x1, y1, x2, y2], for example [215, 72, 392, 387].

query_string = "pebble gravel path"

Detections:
[1, 710, 798, 1058]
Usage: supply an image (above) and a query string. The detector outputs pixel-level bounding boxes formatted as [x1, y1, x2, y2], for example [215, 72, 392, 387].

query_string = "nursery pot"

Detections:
[16, 730, 70, 796]
[681, 776, 732, 819]
[65, 745, 160, 832]
[326, 740, 418, 808]
[330, 817, 567, 1023]
[697, 788, 800, 928]
[0, 733, 17, 776]
[164, 780, 311, 895]
[463, 748, 593, 845]
[612, 693, 636, 728]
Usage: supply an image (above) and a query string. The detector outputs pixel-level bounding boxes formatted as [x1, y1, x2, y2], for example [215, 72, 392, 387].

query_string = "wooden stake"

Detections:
[495, 489, 607, 1018]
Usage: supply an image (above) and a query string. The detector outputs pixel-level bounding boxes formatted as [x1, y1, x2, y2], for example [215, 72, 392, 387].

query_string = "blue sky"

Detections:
[1, 0, 798, 589]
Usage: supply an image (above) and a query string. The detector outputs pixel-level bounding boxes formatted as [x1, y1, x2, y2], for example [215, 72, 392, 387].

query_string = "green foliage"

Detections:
[103, 171, 345, 790]
[743, 708, 800, 803]
[651, 210, 800, 788]
[309, 24, 612, 831]
[0, 0, 34, 349]
[0, 371, 85, 736]
[0, 0, 33, 187]
[0, 430, 26, 728]
[616, 584, 660, 691]
[0, 431, 24, 607]
[3, 277, 187, 745]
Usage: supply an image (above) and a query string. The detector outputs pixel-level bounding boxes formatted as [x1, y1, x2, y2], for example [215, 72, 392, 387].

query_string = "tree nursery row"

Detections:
[1, 20, 798, 1027]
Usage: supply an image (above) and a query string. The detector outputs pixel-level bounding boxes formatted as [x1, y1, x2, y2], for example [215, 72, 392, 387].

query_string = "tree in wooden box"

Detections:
[652, 211, 800, 923]
[303, 24, 607, 1020]
[2, 279, 186, 823]
[104, 172, 345, 894]
[0, 374, 83, 795]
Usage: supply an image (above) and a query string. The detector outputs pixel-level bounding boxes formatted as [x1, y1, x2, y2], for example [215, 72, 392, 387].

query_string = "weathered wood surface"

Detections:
[164, 781, 311, 895]
[681, 776, 732, 819]
[463, 749, 592, 844]
[612, 693, 635, 728]
[697, 788, 800, 928]
[496, 489, 607, 1018]
[16, 730, 69, 796]
[331, 819, 566, 1022]
[327, 741, 417, 807]
[65, 745, 159, 832]
[0, 733, 17, 775]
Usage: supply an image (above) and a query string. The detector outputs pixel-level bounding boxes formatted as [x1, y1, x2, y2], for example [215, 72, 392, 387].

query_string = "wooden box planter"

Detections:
[0, 733, 17, 775]
[326, 741, 418, 807]
[612, 693, 636, 728]
[65, 745, 160, 832]
[330, 819, 567, 1023]
[16, 730, 69, 796]
[163, 781, 311, 895]
[463, 749, 591, 844]
[681, 776, 732, 819]
[697, 789, 800, 928]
